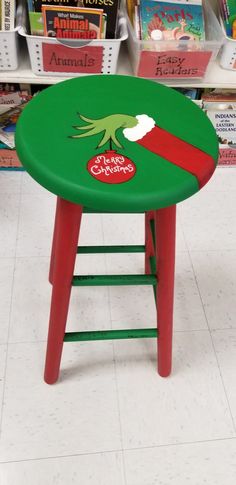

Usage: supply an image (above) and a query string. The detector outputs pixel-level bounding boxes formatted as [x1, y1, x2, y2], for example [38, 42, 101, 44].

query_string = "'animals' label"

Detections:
[42, 43, 103, 73]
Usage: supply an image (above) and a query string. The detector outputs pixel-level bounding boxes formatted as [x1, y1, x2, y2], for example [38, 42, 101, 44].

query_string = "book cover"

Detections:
[42, 6, 104, 39]
[32, 1, 80, 10]
[1, 0, 15, 31]
[219, 0, 236, 38]
[82, 0, 120, 38]
[140, 0, 205, 42]
[27, 0, 35, 11]
[0, 103, 28, 149]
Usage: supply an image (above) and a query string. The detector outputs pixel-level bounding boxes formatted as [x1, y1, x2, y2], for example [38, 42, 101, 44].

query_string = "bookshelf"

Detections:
[1, 43, 236, 89]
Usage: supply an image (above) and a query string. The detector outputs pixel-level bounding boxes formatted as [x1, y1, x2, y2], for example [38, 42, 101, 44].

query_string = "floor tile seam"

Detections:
[123, 435, 236, 453]
[0, 448, 124, 465]
[187, 248, 236, 435]
[102, 218, 128, 485]
[0, 186, 24, 438]
[1, 436, 236, 466]
[186, 249, 236, 253]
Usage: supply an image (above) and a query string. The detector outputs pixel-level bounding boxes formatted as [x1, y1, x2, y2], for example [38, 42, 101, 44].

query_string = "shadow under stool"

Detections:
[15, 75, 219, 384]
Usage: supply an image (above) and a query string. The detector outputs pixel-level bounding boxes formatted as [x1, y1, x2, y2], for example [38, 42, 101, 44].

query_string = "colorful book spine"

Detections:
[139, 0, 205, 42]
[220, 0, 236, 38]
[1, 0, 15, 31]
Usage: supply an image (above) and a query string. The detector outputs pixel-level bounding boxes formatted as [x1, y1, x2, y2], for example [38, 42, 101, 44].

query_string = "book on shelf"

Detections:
[0, 102, 30, 149]
[27, 1, 85, 35]
[1, 0, 15, 31]
[42, 5, 104, 39]
[219, 0, 236, 38]
[27, 0, 120, 38]
[134, 0, 205, 42]
[202, 90, 236, 167]
[82, 0, 120, 39]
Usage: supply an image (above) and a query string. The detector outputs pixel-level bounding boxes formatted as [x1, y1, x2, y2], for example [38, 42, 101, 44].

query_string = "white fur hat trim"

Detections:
[123, 114, 155, 142]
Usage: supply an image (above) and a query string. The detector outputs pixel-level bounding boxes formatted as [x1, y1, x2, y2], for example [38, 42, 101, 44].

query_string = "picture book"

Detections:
[30, 0, 80, 11]
[219, 0, 236, 38]
[27, 0, 81, 34]
[0, 103, 28, 149]
[42, 5, 104, 38]
[82, 0, 120, 39]
[1, 0, 15, 30]
[139, 0, 205, 42]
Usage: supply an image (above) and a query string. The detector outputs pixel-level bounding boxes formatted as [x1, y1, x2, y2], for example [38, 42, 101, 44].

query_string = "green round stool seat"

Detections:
[15, 75, 218, 212]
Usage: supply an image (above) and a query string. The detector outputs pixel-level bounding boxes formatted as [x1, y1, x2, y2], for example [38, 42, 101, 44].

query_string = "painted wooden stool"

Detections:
[15, 75, 218, 384]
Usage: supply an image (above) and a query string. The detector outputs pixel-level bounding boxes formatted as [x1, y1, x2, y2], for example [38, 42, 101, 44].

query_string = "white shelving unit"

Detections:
[1, 43, 236, 89]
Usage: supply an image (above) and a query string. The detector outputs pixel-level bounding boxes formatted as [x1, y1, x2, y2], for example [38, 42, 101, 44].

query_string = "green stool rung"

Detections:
[83, 208, 143, 214]
[77, 244, 145, 254]
[72, 274, 157, 286]
[64, 328, 158, 342]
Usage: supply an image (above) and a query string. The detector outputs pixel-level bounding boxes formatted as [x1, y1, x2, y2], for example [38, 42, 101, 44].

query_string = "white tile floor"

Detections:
[0, 169, 236, 484]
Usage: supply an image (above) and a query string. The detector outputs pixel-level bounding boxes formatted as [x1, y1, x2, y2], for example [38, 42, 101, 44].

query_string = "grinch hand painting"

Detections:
[72, 111, 215, 189]
[72, 112, 155, 184]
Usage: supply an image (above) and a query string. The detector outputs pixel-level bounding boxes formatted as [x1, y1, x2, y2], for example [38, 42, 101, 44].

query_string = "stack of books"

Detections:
[0, 0, 15, 31]
[27, 0, 120, 39]
[126, 0, 205, 42]
[219, 0, 236, 38]
[0, 85, 32, 170]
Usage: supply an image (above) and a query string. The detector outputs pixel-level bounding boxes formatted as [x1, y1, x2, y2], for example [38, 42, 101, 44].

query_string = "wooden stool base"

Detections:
[44, 197, 176, 384]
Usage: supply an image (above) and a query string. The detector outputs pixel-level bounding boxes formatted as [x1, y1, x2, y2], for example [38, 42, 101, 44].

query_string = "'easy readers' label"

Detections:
[42, 43, 103, 73]
[138, 50, 212, 78]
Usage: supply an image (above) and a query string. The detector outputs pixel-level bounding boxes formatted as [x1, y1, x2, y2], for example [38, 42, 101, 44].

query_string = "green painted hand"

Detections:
[72, 113, 138, 148]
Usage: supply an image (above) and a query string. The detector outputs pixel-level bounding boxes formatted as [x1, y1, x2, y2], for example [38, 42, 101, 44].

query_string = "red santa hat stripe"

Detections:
[137, 125, 216, 189]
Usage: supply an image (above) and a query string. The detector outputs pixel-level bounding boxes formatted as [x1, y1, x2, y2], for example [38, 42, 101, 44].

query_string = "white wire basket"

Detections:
[0, 4, 20, 71]
[19, 15, 128, 77]
[219, 20, 236, 70]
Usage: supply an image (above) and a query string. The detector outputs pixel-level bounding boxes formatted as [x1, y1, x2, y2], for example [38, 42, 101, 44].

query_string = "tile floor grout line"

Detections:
[1, 435, 236, 466]
[186, 245, 236, 435]
[101, 213, 128, 485]
[0, 177, 24, 439]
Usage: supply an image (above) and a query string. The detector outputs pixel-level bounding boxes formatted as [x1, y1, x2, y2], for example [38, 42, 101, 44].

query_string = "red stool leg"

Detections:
[154, 205, 176, 377]
[44, 197, 83, 384]
[145, 211, 155, 274]
[49, 197, 60, 285]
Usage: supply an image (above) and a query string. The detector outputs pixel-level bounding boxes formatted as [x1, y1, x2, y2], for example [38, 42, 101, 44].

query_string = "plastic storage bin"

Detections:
[126, 2, 223, 80]
[19, 15, 128, 77]
[219, 20, 236, 70]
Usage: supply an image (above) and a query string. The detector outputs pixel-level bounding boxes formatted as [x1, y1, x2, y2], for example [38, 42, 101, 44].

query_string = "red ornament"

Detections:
[87, 150, 136, 184]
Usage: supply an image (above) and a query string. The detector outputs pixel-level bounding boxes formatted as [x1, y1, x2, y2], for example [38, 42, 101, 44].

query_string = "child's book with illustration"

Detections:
[27, 0, 80, 34]
[82, 0, 120, 38]
[27, 0, 119, 38]
[42, 5, 104, 39]
[31, 1, 80, 10]
[139, 0, 205, 42]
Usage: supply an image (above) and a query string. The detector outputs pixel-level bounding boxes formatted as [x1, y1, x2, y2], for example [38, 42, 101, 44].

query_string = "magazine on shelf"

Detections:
[139, 0, 205, 42]
[42, 5, 104, 39]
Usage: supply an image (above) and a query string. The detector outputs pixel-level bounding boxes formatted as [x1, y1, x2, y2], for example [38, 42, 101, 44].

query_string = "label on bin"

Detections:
[42, 43, 103, 73]
[137, 50, 212, 78]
